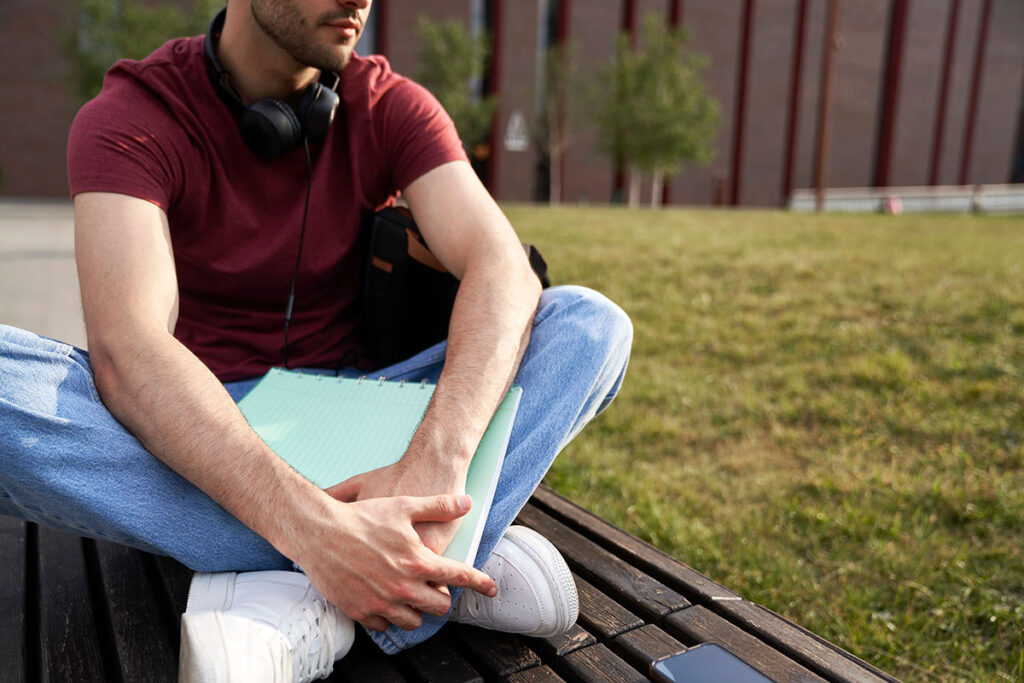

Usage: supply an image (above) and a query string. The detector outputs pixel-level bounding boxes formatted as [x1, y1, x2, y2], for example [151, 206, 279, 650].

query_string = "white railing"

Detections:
[789, 184, 1024, 214]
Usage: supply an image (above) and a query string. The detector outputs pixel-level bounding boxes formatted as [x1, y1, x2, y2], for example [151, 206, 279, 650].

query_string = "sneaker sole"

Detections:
[502, 526, 579, 636]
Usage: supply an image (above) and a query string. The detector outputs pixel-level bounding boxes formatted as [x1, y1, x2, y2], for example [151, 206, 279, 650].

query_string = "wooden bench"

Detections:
[1, 485, 900, 682]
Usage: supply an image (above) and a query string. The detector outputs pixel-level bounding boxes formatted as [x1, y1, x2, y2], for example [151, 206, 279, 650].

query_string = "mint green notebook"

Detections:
[237, 367, 521, 564]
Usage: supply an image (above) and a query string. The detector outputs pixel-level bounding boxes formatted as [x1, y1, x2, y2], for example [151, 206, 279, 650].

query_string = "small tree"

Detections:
[414, 17, 497, 160]
[531, 42, 587, 205]
[66, 0, 220, 105]
[596, 14, 719, 208]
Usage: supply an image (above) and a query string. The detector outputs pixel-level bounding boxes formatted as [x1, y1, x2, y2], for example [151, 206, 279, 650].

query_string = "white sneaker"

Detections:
[179, 571, 355, 683]
[451, 526, 578, 638]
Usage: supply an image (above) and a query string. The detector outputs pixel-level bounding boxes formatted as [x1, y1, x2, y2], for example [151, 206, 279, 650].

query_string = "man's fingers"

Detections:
[360, 615, 390, 632]
[407, 493, 472, 523]
[430, 555, 497, 597]
[324, 476, 360, 502]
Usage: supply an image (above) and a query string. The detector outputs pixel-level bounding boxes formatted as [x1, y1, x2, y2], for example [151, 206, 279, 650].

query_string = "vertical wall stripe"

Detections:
[874, 0, 911, 188]
[958, 0, 993, 185]
[928, 0, 960, 186]
[669, 0, 684, 28]
[729, 0, 756, 206]
[813, 0, 841, 211]
[487, 0, 503, 193]
[781, 0, 809, 205]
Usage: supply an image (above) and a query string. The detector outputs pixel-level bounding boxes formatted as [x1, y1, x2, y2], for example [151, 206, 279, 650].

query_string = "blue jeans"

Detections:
[0, 285, 632, 653]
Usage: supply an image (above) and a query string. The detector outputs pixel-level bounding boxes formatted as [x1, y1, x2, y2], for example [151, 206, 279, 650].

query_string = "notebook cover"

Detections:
[237, 368, 520, 564]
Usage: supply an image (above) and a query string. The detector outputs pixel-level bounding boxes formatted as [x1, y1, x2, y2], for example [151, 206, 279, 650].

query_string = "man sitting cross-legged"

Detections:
[0, 0, 632, 680]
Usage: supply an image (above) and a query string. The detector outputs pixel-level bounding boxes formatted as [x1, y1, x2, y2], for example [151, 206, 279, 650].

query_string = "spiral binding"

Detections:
[278, 368, 432, 388]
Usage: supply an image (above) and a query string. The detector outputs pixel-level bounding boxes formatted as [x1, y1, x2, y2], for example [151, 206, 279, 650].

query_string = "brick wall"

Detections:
[0, 0, 76, 197]
[2, 0, 1022, 205]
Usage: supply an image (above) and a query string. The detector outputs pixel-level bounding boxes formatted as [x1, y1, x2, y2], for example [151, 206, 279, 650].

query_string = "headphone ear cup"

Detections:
[297, 83, 340, 145]
[241, 98, 304, 159]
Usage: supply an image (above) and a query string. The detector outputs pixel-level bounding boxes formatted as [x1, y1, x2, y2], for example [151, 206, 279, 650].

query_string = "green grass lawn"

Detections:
[506, 205, 1023, 682]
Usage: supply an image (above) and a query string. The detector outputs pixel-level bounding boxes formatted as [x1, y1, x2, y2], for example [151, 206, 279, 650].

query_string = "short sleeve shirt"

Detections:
[67, 36, 467, 381]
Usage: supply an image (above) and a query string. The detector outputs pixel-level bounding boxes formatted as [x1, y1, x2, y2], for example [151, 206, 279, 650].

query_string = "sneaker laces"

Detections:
[280, 596, 335, 683]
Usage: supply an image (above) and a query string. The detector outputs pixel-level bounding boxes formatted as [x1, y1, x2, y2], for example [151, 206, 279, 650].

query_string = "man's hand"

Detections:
[292, 492, 496, 632]
[325, 457, 466, 555]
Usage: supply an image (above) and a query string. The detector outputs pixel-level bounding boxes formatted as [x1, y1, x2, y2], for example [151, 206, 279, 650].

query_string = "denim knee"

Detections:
[537, 285, 633, 365]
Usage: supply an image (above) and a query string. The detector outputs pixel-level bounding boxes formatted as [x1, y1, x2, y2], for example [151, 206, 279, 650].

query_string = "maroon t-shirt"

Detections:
[67, 37, 467, 381]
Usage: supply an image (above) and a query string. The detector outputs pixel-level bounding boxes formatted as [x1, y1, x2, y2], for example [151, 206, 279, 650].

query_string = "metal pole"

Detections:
[813, 0, 840, 213]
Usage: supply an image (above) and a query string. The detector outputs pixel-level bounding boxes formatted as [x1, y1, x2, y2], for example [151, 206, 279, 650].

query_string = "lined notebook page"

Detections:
[237, 367, 522, 563]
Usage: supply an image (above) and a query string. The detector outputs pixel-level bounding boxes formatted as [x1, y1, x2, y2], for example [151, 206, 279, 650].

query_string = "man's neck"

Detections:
[216, 3, 319, 105]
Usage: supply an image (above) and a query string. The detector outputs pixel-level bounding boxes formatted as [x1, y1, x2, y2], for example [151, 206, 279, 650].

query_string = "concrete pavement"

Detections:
[0, 198, 86, 348]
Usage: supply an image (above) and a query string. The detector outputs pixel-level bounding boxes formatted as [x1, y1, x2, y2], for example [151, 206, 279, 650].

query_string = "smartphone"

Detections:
[649, 643, 775, 683]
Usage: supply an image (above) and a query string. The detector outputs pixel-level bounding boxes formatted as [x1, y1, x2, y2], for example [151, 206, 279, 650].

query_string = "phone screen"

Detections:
[650, 643, 774, 682]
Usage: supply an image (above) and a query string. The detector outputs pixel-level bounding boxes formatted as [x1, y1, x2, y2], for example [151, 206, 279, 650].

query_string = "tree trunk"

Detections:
[549, 148, 562, 206]
[628, 167, 642, 208]
[651, 169, 665, 209]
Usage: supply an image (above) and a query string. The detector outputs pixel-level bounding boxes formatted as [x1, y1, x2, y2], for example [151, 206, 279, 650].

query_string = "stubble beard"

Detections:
[250, 0, 360, 73]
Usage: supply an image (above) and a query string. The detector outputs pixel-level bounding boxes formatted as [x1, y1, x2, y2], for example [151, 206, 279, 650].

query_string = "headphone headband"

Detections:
[203, 8, 340, 159]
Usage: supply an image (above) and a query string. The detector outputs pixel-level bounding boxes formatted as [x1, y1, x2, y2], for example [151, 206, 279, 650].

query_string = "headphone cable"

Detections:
[282, 136, 313, 369]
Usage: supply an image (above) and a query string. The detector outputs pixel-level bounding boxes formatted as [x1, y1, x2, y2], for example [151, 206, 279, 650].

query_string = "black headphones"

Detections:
[204, 8, 341, 160]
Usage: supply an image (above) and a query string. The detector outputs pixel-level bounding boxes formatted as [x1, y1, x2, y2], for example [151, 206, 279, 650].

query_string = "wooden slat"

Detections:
[505, 664, 567, 682]
[552, 643, 647, 683]
[711, 600, 900, 683]
[92, 539, 178, 682]
[574, 575, 644, 640]
[516, 505, 690, 622]
[664, 606, 825, 683]
[530, 486, 741, 603]
[452, 624, 543, 677]
[0, 516, 28, 682]
[8, 489, 904, 683]
[610, 624, 688, 673]
[396, 628, 485, 682]
[535, 623, 596, 658]
[36, 527, 106, 682]
[333, 631, 407, 682]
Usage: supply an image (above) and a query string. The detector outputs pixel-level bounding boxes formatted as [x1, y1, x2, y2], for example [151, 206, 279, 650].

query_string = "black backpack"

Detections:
[360, 206, 550, 368]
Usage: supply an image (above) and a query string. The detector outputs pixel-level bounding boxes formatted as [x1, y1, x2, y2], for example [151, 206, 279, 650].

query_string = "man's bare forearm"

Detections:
[405, 249, 541, 472]
[88, 328, 325, 559]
